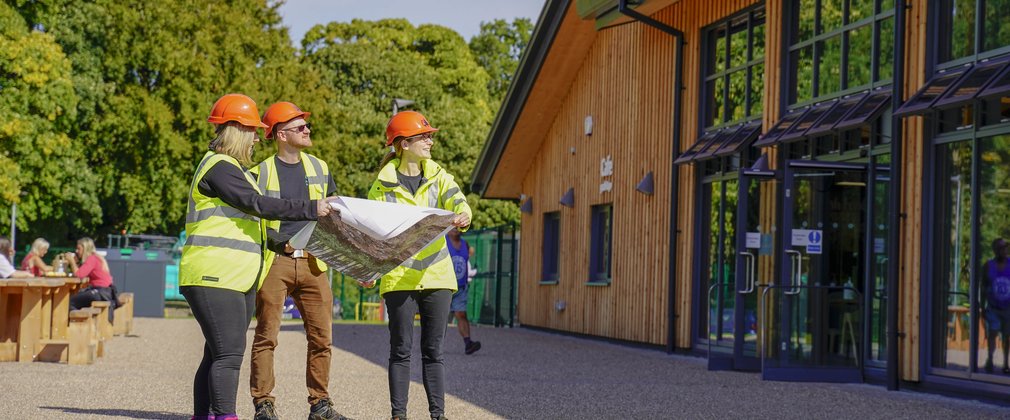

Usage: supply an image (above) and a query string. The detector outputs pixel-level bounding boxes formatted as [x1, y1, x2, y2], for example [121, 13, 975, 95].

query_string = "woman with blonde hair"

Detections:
[21, 238, 52, 277]
[179, 93, 335, 420]
[65, 237, 115, 311]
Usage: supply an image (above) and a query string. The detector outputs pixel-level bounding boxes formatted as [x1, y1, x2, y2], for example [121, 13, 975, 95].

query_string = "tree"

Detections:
[0, 2, 101, 243]
[469, 18, 533, 110]
[301, 19, 518, 228]
[12, 0, 314, 242]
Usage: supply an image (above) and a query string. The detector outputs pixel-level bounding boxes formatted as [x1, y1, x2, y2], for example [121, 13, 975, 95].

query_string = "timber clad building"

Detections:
[472, 0, 1010, 400]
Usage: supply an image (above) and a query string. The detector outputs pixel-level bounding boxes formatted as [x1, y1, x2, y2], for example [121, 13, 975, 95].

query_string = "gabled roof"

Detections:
[471, 0, 679, 199]
[470, 0, 596, 199]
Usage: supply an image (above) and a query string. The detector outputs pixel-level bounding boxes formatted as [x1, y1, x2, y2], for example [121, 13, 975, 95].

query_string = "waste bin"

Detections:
[104, 248, 171, 317]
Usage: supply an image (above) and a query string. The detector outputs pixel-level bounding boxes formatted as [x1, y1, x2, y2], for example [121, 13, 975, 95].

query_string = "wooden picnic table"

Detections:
[0, 277, 86, 362]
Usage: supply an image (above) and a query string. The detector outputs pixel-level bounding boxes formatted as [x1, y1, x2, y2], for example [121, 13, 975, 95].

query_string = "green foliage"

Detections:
[468, 18, 533, 109]
[0, 2, 101, 241]
[4, 1, 526, 247]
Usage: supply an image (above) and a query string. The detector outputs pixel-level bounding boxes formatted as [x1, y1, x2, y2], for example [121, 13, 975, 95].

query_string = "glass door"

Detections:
[705, 178, 739, 370]
[732, 171, 776, 371]
[762, 160, 866, 382]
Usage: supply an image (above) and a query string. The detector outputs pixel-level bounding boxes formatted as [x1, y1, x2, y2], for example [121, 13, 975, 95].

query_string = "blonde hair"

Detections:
[30, 238, 49, 255]
[211, 122, 257, 166]
[77, 237, 110, 273]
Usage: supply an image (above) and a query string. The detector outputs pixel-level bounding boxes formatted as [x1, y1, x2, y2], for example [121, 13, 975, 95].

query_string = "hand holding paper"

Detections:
[290, 196, 456, 283]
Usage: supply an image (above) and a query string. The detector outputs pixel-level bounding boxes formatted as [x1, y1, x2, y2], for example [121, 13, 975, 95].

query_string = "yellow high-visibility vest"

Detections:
[251, 152, 330, 274]
[367, 158, 472, 296]
[180, 151, 264, 292]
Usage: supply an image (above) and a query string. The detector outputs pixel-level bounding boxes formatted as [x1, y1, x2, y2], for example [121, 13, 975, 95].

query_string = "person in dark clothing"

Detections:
[179, 93, 336, 420]
[982, 238, 1010, 374]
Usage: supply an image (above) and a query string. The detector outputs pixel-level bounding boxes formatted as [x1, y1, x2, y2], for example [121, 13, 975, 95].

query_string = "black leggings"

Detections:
[385, 289, 452, 418]
[181, 285, 255, 416]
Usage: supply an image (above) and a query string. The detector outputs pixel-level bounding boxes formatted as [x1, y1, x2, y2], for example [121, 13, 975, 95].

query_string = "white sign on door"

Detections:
[746, 232, 761, 249]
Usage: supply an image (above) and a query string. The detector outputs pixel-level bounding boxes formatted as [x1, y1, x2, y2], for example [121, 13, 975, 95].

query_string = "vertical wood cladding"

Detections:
[517, 0, 761, 346]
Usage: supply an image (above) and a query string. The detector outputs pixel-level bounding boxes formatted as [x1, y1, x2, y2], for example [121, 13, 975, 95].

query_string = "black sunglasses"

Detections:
[280, 122, 311, 133]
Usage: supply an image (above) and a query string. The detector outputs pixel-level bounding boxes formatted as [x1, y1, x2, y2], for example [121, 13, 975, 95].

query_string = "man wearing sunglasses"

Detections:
[249, 102, 346, 420]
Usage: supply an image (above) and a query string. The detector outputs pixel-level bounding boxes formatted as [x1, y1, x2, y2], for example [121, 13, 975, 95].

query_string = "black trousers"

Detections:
[70, 286, 115, 322]
[385, 289, 452, 418]
[181, 285, 256, 416]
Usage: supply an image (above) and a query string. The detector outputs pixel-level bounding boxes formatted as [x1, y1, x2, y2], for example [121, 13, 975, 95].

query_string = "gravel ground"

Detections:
[0, 317, 1007, 419]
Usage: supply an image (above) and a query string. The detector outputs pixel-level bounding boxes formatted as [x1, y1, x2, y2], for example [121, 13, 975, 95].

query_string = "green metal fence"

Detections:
[330, 223, 519, 327]
[463, 223, 518, 327]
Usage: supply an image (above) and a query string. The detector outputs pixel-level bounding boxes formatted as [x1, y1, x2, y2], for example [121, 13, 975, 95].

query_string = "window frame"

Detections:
[588, 203, 613, 285]
[701, 4, 767, 131]
[541, 211, 561, 284]
[786, 0, 896, 107]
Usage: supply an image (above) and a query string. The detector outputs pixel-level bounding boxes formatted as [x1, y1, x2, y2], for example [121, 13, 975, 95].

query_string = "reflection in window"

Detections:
[983, 0, 1010, 54]
[977, 135, 1010, 375]
[933, 140, 972, 373]
[704, 7, 766, 128]
[939, 0, 1010, 65]
[588, 204, 612, 284]
[789, 0, 894, 104]
[541, 212, 560, 283]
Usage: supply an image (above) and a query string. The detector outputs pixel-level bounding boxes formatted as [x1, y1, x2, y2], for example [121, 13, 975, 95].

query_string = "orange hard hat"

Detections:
[263, 102, 311, 139]
[385, 111, 438, 146]
[207, 93, 267, 128]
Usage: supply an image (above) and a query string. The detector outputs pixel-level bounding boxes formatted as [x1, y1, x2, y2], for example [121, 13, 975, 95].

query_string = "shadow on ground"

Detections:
[40, 406, 187, 419]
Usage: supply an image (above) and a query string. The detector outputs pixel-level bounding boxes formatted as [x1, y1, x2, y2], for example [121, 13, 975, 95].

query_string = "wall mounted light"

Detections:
[520, 198, 533, 214]
[636, 171, 654, 195]
[559, 188, 575, 208]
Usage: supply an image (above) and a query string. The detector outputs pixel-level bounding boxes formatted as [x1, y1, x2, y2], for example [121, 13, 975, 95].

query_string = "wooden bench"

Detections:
[113, 292, 133, 336]
[81, 307, 104, 358]
[90, 301, 114, 342]
[67, 309, 96, 365]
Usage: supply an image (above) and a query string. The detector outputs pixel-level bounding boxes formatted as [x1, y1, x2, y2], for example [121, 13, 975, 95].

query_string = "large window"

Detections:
[588, 204, 612, 284]
[542, 212, 560, 283]
[703, 6, 766, 129]
[788, 0, 895, 104]
[937, 0, 1010, 66]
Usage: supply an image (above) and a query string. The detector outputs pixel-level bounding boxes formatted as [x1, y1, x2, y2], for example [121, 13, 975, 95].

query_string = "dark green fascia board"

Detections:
[576, 0, 645, 29]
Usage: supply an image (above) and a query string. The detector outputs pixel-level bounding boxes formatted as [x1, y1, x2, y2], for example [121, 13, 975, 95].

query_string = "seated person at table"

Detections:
[0, 236, 32, 278]
[20, 238, 53, 277]
[65, 237, 116, 315]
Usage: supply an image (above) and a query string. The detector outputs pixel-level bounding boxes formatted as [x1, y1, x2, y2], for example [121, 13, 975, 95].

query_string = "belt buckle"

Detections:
[291, 249, 305, 258]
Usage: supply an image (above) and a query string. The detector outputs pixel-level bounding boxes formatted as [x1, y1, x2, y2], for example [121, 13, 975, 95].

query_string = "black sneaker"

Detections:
[254, 400, 279, 420]
[464, 340, 482, 355]
[431, 416, 449, 420]
[309, 398, 349, 420]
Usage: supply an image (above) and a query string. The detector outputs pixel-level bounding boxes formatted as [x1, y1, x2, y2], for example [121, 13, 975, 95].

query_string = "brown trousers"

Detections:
[250, 255, 333, 405]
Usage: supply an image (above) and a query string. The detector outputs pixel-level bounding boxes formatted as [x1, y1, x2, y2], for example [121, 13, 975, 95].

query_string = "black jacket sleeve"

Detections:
[197, 161, 318, 221]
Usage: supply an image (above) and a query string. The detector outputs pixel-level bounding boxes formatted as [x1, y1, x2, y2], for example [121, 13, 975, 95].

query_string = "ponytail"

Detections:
[379, 139, 403, 170]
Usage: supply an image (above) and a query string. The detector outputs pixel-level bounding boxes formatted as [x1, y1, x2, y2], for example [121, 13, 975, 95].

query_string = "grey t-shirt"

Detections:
[397, 171, 425, 196]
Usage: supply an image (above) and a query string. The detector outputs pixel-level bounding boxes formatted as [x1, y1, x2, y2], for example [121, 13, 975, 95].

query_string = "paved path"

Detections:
[0, 318, 1007, 419]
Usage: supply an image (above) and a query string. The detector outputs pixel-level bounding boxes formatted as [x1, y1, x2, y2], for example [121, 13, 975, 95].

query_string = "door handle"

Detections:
[739, 251, 756, 294]
[785, 250, 801, 295]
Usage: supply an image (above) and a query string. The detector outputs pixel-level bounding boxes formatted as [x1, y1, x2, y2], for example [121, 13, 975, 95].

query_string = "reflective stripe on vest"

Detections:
[185, 234, 261, 254]
[254, 152, 330, 273]
[400, 247, 450, 271]
[180, 152, 264, 292]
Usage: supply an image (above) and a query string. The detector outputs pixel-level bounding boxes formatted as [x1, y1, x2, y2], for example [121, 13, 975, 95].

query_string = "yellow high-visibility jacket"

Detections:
[368, 158, 472, 295]
[180, 152, 264, 292]
[250, 152, 330, 275]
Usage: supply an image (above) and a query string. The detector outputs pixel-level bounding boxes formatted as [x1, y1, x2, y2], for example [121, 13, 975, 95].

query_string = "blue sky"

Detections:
[277, 0, 546, 44]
